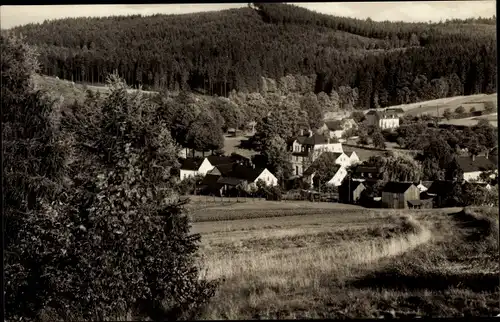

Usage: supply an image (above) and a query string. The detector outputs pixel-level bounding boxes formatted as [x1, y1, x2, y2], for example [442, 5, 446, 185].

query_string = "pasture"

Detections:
[439, 113, 498, 128]
[192, 201, 499, 319]
[386, 93, 497, 117]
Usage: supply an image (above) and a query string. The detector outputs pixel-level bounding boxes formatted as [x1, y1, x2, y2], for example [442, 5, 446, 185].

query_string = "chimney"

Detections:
[301, 129, 305, 136]
[308, 129, 313, 137]
[486, 151, 489, 159]
[472, 154, 475, 161]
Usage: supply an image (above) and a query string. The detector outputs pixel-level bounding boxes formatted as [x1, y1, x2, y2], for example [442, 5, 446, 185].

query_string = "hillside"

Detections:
[10, 3, 496, 110]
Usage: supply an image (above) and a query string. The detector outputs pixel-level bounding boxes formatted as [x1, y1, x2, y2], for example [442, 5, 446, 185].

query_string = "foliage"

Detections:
[367, 151, 423, 182]
[371, 130, 386, 149]
[442, 108, 452, 120]
[261, 136, 293, 184]
[11, 4, 496, 110]
[307, 153, 341, 188]
[455, 105, 465, 115]
[4, 35, 216, 321]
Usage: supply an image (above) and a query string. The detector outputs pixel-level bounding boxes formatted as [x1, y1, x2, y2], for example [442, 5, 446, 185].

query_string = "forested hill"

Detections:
[9, 3, 497, 110]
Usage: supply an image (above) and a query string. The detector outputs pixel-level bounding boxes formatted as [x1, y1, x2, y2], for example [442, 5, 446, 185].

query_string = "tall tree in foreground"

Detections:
[4, 34, 216, 321]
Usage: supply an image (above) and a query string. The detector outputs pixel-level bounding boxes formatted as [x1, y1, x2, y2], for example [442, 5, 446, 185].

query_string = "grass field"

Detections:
[439, 113, 498, 128]
[191, 201, 499, 319]
[387, 93, 497, 117]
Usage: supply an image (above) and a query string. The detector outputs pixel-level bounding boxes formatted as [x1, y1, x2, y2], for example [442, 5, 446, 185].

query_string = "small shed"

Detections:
[381, 182, 420, 209]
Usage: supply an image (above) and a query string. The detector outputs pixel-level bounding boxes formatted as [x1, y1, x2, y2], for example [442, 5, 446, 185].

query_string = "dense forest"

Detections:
[9, 3, 497, 110]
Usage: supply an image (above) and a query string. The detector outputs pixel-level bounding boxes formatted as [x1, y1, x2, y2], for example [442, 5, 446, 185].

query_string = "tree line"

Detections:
[9, 3, 496, 110]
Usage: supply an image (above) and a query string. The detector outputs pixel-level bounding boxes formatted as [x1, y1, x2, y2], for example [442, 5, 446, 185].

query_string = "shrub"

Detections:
[455, 105, 465, 115]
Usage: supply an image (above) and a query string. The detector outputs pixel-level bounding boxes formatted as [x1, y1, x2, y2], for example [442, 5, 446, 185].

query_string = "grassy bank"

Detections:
[194, 206, 499, 319]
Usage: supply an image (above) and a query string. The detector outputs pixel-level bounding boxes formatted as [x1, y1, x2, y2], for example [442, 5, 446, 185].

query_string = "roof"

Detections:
[416, 181, 434, 188]
[200, 174, 223, 186]
[206, 155, 234, 166]
[365, 109, 398, 119]
[303, 133, 329, 146]
[382, 182, 415, 193]
[287, 135, 309, 146]
[456, 156, 496, 173]
[213, 164, 234, 176]
[386, 108, 405, 114]
[426, 180, 455, 195]
[230, 164, 265, 182]
[325, 120, 342, 131]
[292, 151, 309, 157]
[354, 165, 383, 174]
[180, 158, 204, 171]
[217, 176, 246, 186]
[230, 153, 250, 161]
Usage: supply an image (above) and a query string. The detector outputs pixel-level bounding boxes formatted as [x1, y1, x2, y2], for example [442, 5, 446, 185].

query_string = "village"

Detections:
[177, 105, 498, 209]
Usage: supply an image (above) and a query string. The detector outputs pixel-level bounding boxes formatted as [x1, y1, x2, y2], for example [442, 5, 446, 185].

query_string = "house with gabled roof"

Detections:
[302, 152, 353, 187]
[287, 132, 344, 177]
[199, 163, 278, 196]
[455, 155, 497, 182]
[319, 118, 357, 140]
[365, 109, 400, 130]
[381, 182, 420, 209]
[179, 155, 241, 181]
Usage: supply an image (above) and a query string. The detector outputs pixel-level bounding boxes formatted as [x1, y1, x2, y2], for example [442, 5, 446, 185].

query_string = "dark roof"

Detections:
[180, 158, 204, 171]
[230, 164, 265, 182]
[217, 176, 245, 186]
[366, 109, 399, 119]
[303, 133, 329, 146]
[200, 174, 222, 186]
[325, 120, 342, 131]
[416, 181, 434, 188]
[382, 182, 415, 193]
[456, 156, 496, 173]
[354, 165, 383, 174]
[386, 108, 405, 114]
[213, 164, 234, 176]
[206, 155, 234, 166]
[426, 180, 455, 195]
[287, 135, 309, 146]
[230, 153, 250, 161]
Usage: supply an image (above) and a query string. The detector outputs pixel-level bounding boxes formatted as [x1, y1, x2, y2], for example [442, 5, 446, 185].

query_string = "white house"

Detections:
[288, 133, 344, 177]
[303, 151, 354, 187]
[319, 119, 357, 140]
[348, 151, 360, 165]
[365, 109, 400, 130]
[252, 168, 279, 187]
[456, 155, 497, 183]
[201, 164, 278, 193]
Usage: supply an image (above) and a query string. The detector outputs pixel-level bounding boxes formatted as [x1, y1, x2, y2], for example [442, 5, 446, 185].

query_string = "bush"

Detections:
[455, 105, 465, 115]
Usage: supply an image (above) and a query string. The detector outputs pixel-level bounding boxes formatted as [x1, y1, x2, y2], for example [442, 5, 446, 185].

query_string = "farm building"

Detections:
[338, 180, 366, 204]
[287, 133, 344, 177]
[381, 182, 420, 209]
[198, 163, 278, 196]
[318, 118, 357, 140]
[424, 180, 456, 208]
[455, 155, 496, 182]
[179, 155, 245, 180]
[351, 165, 384, 181]
[365, 109, 400, 130]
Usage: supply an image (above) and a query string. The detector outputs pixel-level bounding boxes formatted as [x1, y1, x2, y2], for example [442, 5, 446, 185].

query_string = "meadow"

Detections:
[190, 200, 499, 319]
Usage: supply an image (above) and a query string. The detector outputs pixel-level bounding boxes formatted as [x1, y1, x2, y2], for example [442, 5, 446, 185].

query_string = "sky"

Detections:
[1, 2, 496, 30]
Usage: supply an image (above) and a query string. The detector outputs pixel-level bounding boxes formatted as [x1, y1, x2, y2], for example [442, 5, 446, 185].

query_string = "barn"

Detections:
[381, 182, 420, 209]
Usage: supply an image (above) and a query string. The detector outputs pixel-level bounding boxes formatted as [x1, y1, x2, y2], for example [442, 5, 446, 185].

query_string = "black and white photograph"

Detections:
[2, 1, 498, 320]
